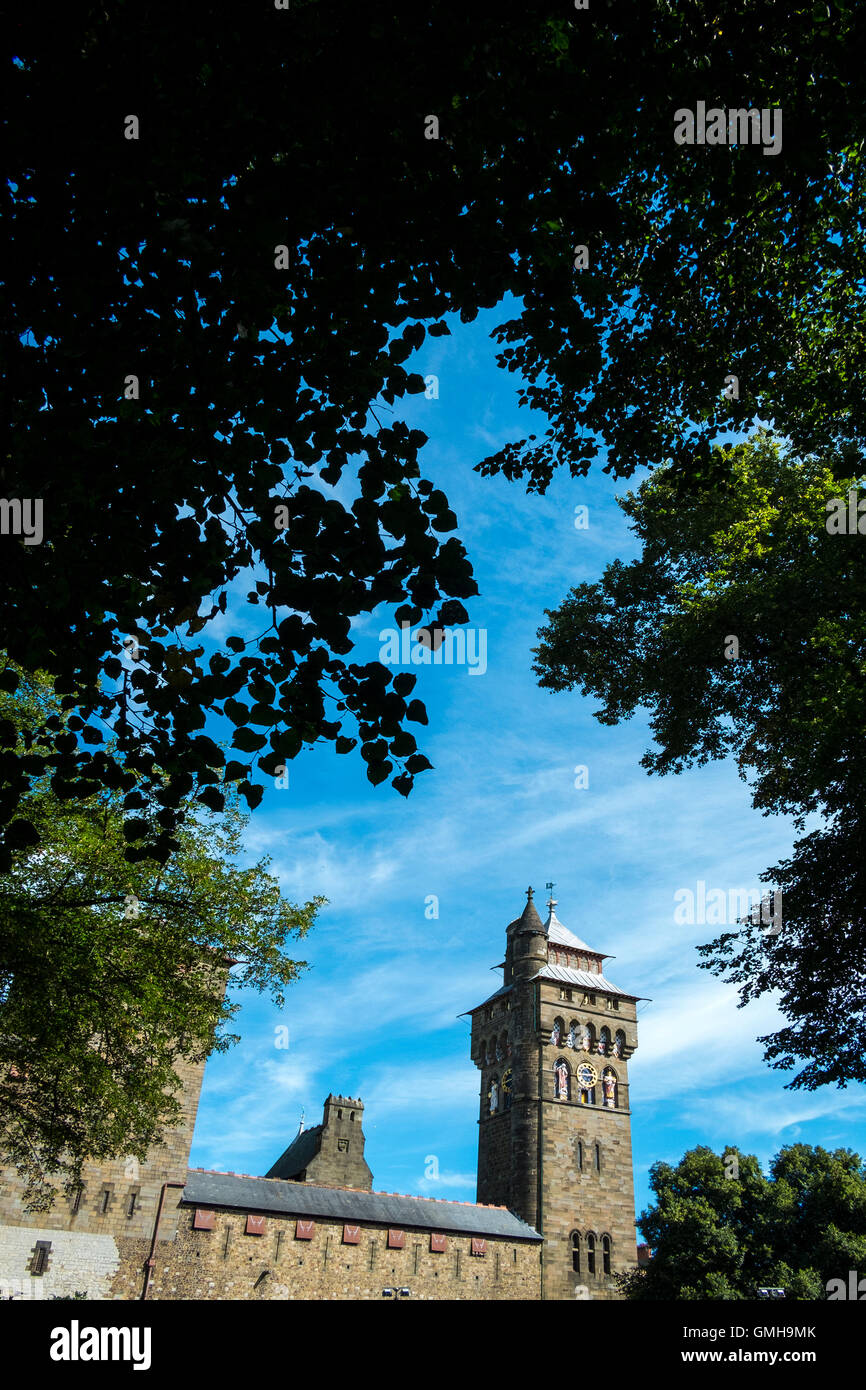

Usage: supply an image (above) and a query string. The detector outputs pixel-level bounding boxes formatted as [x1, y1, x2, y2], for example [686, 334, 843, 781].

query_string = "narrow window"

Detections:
[100, 1188, 111, 1213]
[571, 1232, 581, 1273]
[594, 1143, 601, 1172]
[602, 1235, 612, 1275]
[587, 1233, 596, 1275]
[32, 1241, 51, 1275]
[127, 1190, 138, 1218]
[71, 1184, 84, 1215]
[577, 1140, 584, 1171]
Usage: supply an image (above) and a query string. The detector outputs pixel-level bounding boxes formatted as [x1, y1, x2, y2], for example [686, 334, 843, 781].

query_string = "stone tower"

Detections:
[468, 886, 643, 1300]
[0, 954, 231, 1299]
[266, 1094, 373, 1189]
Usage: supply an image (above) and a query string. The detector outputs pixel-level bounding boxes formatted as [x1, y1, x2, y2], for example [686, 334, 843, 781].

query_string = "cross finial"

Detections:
[526, 885, 534, 899]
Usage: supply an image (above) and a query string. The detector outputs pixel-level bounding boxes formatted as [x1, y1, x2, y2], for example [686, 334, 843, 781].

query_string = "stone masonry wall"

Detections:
[538, 987, 639, 1301]
[0, 1048, 208, 1300]
[305, 1098, 373, 1190]
[110, 1193, 541, 1301]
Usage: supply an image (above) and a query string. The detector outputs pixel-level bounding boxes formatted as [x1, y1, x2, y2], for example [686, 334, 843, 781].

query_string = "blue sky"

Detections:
[186, 303, 866, 1231]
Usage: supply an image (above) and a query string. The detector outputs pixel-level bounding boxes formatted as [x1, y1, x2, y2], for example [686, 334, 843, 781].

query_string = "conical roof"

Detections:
[507, 886, 546, 934]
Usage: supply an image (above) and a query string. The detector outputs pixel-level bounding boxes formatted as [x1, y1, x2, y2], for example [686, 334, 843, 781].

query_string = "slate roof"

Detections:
[506, 893, 544, 934]
[182, 1171, 542, 1241]
[266, 1125, 322, 1180]
[462, 983, 514, 1015]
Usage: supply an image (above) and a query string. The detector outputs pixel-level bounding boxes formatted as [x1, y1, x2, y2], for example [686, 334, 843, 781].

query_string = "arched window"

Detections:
[613, 1029, 625, 1058]
[602, 1067, 618, 1109]
[554, 1057, 571, 1100]
[571, 1232, 581, 1273]
[577, 1140, 584, 1171]
[566, 1020, 579, 1049]
[599, 1026, 611, 1057]
[550, 1016, 564, 1047]
[594, 1142, 601, 1172]
[496, 1033, 506, 1063]
[586, 1232, 596, 1275]
[602, 1234, 612, 1275]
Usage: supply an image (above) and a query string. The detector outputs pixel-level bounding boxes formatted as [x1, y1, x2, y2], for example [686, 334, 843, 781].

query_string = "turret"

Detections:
[506, 886, 549, 983]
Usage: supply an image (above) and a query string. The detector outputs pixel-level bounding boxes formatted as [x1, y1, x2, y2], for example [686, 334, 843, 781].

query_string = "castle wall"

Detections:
[124, 1196, 541, 1301]
[0, 1051, 208, 1299]
[0, 1194, 541, 1301]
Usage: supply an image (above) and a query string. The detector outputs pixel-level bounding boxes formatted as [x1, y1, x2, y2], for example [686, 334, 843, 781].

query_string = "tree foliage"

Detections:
[0, 667, 322, 1211]
[619, 1144, 866, 1300]
[5, 2, 866, 864]
[534, 431, 866, 1087]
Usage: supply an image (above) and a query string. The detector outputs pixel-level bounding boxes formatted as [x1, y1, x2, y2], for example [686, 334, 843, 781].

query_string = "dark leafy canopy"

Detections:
[534, 432, 866, 1088]
[619, 1144, 866, 1300]
[0, 667, 322, 1211]
[6, 3, 866, 866]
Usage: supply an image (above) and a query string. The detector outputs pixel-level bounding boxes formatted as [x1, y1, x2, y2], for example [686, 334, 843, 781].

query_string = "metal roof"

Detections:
[532, 963, 638, 999]
[182, 1171, 542, 1241]
[543, 904, 606, 956]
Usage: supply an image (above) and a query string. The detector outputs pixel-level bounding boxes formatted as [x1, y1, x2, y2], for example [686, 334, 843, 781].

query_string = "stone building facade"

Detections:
[467, 888, 643, 1300]
[0, 886, 642, 1300]
[266, 1093, 373, 1189]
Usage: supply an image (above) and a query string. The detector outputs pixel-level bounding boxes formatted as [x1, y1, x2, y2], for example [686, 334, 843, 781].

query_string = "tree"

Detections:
[0, 666, 322, 1211]
[619, 1143, 866, 1300]
[5, 3, 866, 864]
[533, 431, 866, 1088]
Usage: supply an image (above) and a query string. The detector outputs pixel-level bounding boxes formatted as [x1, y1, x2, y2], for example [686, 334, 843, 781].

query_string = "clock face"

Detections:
[501, 1069, 513, 1093]
[576, 1063, 598, 1089]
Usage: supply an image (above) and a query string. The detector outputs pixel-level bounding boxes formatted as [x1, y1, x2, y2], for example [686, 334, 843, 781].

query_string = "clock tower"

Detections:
[466, 887, 643, 1300]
